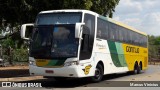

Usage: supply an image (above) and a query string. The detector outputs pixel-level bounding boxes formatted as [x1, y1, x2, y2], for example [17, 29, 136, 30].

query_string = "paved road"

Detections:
[0, 65, 160, 89]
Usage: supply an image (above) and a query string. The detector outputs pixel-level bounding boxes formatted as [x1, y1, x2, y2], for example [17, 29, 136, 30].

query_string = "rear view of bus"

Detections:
[21, 10, 148, 82]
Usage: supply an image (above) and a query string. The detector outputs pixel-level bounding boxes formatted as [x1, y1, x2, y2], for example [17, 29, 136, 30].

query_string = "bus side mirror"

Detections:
[75, 23, 85, 38]
[21, 23, 34, 40]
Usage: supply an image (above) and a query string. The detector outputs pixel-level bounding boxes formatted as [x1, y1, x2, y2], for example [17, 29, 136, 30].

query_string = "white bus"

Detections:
[21, 9, 148, 82]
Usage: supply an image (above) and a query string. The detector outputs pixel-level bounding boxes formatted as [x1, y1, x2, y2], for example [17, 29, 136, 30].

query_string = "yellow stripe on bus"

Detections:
[122, 44, 148, 71]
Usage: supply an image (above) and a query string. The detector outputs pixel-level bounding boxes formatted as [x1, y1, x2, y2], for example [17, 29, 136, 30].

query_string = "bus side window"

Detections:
[97, 18, 109, 39]
[97, 29, 102, 38]
[80, 13, 95, 60]
[119, 27, 124, 42]
[109, 22, 116, 40]
[97, 18, 103, 39]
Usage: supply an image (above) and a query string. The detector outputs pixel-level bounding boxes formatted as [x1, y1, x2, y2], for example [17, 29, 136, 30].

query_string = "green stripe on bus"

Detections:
[99, 15, 108, 21]
[115, 42, 127, 67]
[107, 41, 122, 67]
[55, 59, 66, 66]
[47, 59, 66, 66]
[47, 60, 59, 66]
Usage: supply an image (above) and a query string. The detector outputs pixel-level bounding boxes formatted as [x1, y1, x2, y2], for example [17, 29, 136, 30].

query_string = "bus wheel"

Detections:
[134, 64, 140, 74]
[91, 64, 103, 82]
[139, 64, 142, 74]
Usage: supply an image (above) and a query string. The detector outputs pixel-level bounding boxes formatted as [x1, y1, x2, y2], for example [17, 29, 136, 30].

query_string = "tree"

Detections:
[0, 0, 120, 25]
[148, 35, 160, 61]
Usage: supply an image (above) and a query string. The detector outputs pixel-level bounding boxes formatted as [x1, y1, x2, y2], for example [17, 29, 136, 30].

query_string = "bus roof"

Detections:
[39, 9, 147, 36]
[39, 9, 97, 15]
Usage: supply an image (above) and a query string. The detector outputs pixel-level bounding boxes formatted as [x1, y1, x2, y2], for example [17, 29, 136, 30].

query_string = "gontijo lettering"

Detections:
[126, 46, 139, 53]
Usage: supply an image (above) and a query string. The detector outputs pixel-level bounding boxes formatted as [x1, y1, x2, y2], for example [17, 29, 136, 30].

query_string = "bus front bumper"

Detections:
[29, 65, 93, 78]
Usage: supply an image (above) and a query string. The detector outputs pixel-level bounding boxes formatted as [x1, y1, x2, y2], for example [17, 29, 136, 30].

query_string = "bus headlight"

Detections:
[29, 60, 36, 66]
[64, 61, 79, 66]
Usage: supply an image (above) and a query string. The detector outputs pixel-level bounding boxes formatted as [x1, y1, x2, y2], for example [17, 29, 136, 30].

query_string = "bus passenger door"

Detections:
[79, 28, 90, 60]
[79, 13, 95, 60]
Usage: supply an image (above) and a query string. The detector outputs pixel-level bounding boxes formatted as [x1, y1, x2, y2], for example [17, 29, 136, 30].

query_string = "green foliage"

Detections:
[154, 37, 160, 45]
[0, 0, 120, 25]
[13, 49, 28, 62]
[1, 37, 14, 48]
[0, 25, 27, 64]
[148, 35, 160, 60]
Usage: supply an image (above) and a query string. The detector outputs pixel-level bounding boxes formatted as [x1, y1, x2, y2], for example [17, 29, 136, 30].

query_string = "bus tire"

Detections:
[139, 63, 142, 74]
[134, 63, 140, 74]
[91, 64, 103, 82]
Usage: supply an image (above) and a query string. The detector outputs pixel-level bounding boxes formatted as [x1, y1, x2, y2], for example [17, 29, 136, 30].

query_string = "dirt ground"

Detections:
[0, 65, 28, 70]
[0, 65, 29, 78]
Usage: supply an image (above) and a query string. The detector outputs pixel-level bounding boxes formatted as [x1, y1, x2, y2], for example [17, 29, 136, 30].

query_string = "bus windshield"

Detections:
[36, 12, 82, 25]
[30, 25, 78, 59]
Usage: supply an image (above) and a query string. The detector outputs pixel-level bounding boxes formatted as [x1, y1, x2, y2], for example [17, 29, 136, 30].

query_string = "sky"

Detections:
[113, 0, 160, 36]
